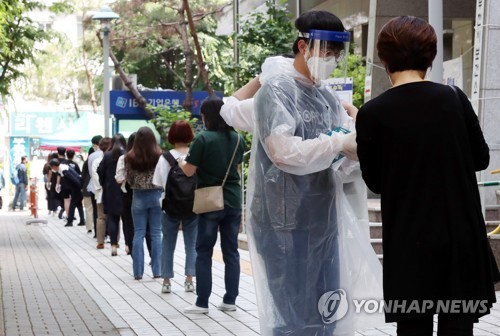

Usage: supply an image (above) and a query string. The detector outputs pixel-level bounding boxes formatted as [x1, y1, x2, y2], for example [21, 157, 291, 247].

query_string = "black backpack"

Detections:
[162, 152, 197, 219]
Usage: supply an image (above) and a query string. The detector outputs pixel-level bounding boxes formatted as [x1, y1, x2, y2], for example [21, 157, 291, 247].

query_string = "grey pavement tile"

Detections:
[2, 211, 500, 336]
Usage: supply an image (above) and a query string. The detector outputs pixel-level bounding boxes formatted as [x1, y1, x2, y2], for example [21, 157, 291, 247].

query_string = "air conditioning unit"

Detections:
[112, 74, 137, 91]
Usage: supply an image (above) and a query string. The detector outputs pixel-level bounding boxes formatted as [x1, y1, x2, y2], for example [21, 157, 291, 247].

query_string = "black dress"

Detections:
[356, 81, 499, 322]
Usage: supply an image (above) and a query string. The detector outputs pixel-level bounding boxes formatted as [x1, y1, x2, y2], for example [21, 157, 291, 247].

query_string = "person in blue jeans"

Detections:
[125, 127, 163, 280]
[12, 156, 28, 211]
[153, 120, 198, 294]
[179, 97, 245, 314]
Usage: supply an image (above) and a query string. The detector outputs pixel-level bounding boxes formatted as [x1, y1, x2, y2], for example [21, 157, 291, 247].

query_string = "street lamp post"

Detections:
[92, 6, 119, 137]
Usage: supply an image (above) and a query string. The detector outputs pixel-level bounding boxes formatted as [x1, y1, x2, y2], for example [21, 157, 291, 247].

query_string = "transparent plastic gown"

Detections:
[244, 57, 383, 335]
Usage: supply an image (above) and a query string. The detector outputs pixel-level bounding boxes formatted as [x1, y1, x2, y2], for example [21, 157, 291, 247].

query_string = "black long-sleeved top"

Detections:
[356, 81, 499, 322]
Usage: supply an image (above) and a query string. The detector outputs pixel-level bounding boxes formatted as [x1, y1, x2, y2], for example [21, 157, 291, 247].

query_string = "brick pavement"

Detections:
[0, 210, 499, 335]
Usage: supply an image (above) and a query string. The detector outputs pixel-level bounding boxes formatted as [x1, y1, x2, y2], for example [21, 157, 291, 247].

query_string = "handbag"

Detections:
[192, 134, 240, 214]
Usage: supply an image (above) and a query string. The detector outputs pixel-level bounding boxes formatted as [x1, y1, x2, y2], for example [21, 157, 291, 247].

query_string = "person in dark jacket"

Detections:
[356, 16, 499, 335]
[97, 133, 126, 256]
[81, 148, 94, 233]
[49, 158, 84, 227]
[12, 156, 28, 211]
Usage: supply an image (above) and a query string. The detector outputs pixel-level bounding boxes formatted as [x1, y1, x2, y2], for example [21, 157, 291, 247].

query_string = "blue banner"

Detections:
[110, 90, 222, 117]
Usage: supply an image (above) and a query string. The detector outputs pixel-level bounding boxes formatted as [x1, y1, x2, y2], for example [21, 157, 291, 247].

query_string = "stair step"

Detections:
[486, 221, 500, 232]
[487, 235, 500, 291]
[486, 205, 500, 221]
[369, 222, 382, 239]
[370, 238, 383, 255]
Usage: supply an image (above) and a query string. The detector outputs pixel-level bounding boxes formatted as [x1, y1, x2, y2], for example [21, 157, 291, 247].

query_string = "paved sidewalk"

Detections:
[0, 210, 499, 335]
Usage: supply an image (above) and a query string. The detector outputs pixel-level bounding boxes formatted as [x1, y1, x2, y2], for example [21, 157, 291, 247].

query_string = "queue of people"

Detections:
[24, 9, 499, 336]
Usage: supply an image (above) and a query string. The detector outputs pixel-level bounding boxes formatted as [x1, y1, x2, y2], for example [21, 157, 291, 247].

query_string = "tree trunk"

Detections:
[178, 1, 194, 112]
[96, 30, 155, 121]
[183, 0, 214, 96]
[82, 49, 98, 113]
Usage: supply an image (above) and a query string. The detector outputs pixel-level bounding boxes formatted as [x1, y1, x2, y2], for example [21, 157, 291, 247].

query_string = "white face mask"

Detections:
[306, 56, 338, 81]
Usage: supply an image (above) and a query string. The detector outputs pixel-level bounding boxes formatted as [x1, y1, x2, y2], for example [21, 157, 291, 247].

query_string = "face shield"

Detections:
[300, 29, 350, 83]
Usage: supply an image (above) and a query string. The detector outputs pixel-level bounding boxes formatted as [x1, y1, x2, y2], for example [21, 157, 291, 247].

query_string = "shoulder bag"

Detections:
[192, 134, 240, 214]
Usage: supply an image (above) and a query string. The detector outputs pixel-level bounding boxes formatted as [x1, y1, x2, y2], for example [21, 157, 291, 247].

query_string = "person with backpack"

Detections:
[11, 156, 28, 211]
[153, 120, 198, 294]
[49, 158, 84, 227]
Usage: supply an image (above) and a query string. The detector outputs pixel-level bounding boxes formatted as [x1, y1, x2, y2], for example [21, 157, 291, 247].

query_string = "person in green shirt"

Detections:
[179, 96, 245, 314]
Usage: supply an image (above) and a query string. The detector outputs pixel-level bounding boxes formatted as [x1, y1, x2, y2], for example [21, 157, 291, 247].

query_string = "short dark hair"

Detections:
[292, 11, 346, 55]
[49, 158, 60, 167]
[66, 149, 75, 159]
[99, 137, 111, 152]
[57, 146, 66, 156]
[21, 156, 27, 163]
[91, 135, 103, 145]
[168, 120, 194, 145]
[377, 16, 437, 73]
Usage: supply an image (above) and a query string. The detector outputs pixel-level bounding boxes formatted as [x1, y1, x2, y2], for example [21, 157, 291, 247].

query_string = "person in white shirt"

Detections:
[90, 137, 110, 249]
[153, 121, 198, 294]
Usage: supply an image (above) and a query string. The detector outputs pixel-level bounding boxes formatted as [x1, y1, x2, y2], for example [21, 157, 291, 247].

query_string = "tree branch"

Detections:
[96, 30, 155, 121]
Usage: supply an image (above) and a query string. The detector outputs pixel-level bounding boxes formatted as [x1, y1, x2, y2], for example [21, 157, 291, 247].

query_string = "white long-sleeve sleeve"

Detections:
[91, 157, 103, 203]
[264, 124, 349, 176]
[220, 96, 255, 132]
[115, 155, 127, 193]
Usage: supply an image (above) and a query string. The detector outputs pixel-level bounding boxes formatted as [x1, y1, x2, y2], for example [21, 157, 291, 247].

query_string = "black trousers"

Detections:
[68, 190, 84, 223]
[91, 193, 97, 233]
[397, 314, 474, 336]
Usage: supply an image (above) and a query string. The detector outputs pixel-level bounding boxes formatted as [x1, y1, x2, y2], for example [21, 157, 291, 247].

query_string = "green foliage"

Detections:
[224, 0, 296, 91]
[333, 47, 366, 108]
[110, 0, 226, 91]
[150, 105, 198, 150]
[0, 0, 50, 97]
[48, 1, 74, 14]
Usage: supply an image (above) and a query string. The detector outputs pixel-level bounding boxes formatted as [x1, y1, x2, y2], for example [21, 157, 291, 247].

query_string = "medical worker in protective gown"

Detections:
[222, 10, 384, 336]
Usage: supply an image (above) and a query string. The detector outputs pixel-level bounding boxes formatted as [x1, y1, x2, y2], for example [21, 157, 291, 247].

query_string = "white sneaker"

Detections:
[161, 283, 171, 293]
[184, 281, 195, 292]
[184, 304, 208, 314]
[217, 302, 237, 312]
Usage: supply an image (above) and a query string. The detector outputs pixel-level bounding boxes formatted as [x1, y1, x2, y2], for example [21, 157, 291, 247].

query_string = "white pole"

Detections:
[428, 0, 443, 83]
[102, 28, 110, 137]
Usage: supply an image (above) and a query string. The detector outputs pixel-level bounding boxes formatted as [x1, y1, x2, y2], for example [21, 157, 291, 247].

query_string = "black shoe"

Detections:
[64, 221, 73, 227]
[87, 230, 92, 234]
[77, 222, 86, 226]
[58, 209, 64, 219]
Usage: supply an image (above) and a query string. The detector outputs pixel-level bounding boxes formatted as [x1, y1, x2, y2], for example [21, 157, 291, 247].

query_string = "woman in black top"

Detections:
[356, 16, 499, 335]
[98, 133, 126, 256]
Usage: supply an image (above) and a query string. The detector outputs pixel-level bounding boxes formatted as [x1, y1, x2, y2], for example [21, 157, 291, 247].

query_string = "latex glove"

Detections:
[55, 184, 61, 193]
[342, 132, 358, 161]
[341, 100, 359, 121]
